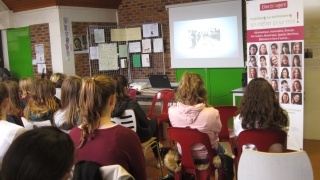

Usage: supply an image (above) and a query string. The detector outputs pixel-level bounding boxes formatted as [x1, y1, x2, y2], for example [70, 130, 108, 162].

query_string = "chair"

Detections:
[236, 128, 287, 175]
[166, 127, 214, 180]
[21, 117, 52, 130]
[126, 88, 137, 99]
[214, 105, 239, 142]
[238, 149, 313, 180]
[147, 89, 175, 141]
[111, 109, 163, 177]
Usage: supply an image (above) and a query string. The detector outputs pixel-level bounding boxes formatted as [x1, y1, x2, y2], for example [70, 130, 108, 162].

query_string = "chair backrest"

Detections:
[167, 127, 213, 178]
[214, 105, 239, 140]
[21, 117, 52, 130]
[147, 89, 175, 118]
[111, 109, 137, 132]
[237, 129, 287, 159]
[126, 88, 137, 99]
[238, 149, 313, 180]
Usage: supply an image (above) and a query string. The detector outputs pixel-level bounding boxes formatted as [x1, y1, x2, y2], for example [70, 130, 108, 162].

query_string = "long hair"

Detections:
[78, 75, 116, 148]
[0, 82, 9, 117]
[4, 80, 21, 116]
[50, 73, 67, 88]
[24, 79, 59, 119]
[176, 72, 209, 106]
[291, 68, 302, 79]
[59, 76, 82, 130]
[2, 126, 75, 180]
[280, 68, 290, 79]
[239, 78, 288, 130]
[292, 55, 301, 67]
[19, 77, 33, 99]
[113, 75, 130, 101]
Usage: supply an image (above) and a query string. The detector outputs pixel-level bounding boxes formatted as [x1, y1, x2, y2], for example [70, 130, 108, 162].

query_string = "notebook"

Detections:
[148, 75, 173, 90]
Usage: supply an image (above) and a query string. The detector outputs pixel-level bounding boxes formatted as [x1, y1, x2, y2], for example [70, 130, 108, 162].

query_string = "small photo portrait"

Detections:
[291, 42, 302, 54]
[280, 54, 290, 67]
[73, 36, 83, 51]
[280, 67, 290, 79]
[281, 79, 291, 92]
[248, 43, 258, 55]
[292, 55, 302, 67]
[259, 55, 268, 67]
[291, 93, 302, 105]
[270, 55, 279, 67]
[280, 42, 290, 55]
[281, 92, 290, 104]
[259, 43, 268, 55]
[248, 55, 258, 67]
[270, 43, 279, 55]
[270, 67, 279, 79]
[270, 79, 279, 92]
[259, 67, 269, 79]
[292, 80, 302, 92]
[291, 67, 302, 79]
[249, 67, 258, 79]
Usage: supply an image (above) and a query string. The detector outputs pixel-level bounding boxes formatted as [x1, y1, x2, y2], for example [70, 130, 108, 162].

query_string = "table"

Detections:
[231, 87, 246, 106]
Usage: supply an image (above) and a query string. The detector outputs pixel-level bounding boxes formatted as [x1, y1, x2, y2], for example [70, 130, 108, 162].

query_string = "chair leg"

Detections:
[155, 142, 164, 177]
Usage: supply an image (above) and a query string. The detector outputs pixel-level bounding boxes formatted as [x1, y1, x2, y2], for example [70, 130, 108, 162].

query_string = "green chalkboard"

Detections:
[176, 68, 245, 106]
[7, 27, 34, 79]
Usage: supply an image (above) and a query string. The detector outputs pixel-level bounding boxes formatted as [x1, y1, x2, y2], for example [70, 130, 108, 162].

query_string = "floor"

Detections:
[141, 105, 319, 180]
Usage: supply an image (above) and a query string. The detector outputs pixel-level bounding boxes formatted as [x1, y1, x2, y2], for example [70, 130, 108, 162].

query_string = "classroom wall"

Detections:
[3, 6, 117, 76]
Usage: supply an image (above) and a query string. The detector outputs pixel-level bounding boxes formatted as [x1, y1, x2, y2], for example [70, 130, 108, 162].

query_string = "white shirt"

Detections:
[0, 120, 26, 166]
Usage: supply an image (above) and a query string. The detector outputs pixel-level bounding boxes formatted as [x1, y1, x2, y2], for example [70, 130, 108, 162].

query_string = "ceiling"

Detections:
[0, 0, 122, 12]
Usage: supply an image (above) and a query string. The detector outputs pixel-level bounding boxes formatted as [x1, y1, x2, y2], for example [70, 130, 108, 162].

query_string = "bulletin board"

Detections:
[6, 27, 34, 79]
[87, 23, 164, 82]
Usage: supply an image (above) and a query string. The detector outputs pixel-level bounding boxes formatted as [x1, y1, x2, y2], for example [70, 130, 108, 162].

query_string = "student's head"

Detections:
[4, 80, 20, 116]
[239, 78, 288, 129]
[0, 82, 9, 118]
[19, 77, 33, 98]
[50, 73, 67, 88]
[177, 72, 208, 106]
[271, 43, 278, 54]
[249, 44, 258, 55]
[78, 75, 116, 147]
[1, 126, 75, 180]
[60, 76, 82, 129]
[113, 75, 130, 100]
[292, 55, 301, 67]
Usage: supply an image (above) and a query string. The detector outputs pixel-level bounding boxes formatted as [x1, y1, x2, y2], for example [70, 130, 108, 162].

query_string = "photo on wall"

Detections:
[73, 36, 83, 51]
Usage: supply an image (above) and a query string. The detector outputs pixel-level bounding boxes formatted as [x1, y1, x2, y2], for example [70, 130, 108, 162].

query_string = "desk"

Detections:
[231, 87, 246, 106]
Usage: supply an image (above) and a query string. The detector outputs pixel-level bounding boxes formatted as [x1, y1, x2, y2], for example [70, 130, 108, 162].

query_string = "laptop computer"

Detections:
[148, 74, 173, 90]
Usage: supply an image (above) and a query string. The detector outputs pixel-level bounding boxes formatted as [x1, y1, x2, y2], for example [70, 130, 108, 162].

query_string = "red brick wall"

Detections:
[30, 23, 52, 79]
[72, 22, 117, 77]
[118, 0, 205, 82]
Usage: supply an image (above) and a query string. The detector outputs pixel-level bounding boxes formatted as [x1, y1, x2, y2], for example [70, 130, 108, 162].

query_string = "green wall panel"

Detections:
[7, 27, 34, 79]
[176, 68, 245, 106]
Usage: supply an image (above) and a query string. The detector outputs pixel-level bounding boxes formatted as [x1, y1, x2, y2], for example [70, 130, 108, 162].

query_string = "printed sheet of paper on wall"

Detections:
[98, 43, 119, 71]
[94, 29, 105, 43]
[111, 27, 142, 42]
[153, 38, 163, 52]
[142, 39, 152, 53]
[142, 23, 159, 38]
[142, 54, 150, 67]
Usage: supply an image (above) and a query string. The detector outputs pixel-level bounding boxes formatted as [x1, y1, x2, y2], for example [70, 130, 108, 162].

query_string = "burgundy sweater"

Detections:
[69, 125, 147, 180]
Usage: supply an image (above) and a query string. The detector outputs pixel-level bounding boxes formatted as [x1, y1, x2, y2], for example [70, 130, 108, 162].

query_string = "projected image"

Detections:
[189, 28, 220, 48]
[173, 16, 239, 59]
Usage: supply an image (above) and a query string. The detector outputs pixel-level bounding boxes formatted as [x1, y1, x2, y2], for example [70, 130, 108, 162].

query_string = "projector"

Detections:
[129, 82, 149, 91]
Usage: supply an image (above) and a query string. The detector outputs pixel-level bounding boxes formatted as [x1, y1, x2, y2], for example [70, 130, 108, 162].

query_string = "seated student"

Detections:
[111, 75, 161, 167]
[0, 82, 26, 167]
[4, 80, 23, 126]
[54, 76, 82, 132]
[1, 126, 74, 180]
[234, 78, 289, 136]
[167, 72, 230, 180]
[23, 79, 59, 124]
[50, 72, 67, 100]
[69, 75, 147, 180]
[18, 77, 33, 112]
